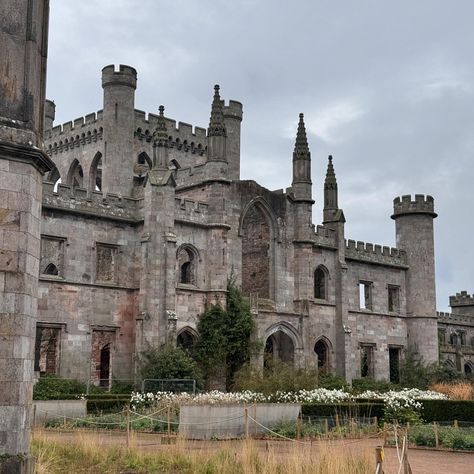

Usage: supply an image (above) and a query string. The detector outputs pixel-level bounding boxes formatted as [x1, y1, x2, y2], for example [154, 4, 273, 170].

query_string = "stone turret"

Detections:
[44, 99, 56, 132]
[323, 155, 345, 224]
[450, 291, 474, 316]
[207, 85, 227, 162]
[392, 194, 438, 362]
[0, 1, 54, 470]
[101, 64, 137, 196]
[291, 113, 312, 202]
[223, 100, 243, 181]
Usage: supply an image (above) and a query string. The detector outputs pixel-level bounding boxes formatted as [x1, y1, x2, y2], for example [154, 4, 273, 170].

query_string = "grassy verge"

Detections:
[32, 432, 372, 474]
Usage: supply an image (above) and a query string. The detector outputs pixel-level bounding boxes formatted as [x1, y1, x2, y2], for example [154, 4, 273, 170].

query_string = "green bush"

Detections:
[406, 425, 474, 451]
[302, 402, 385, 420]
[351, 378, 395, 394]
[318, 373, 349, 390]
[33, 375, 87, 400]
[421, 400, 474, 422]
[139, 344, 202, 387]
[233, 362, 318, 395]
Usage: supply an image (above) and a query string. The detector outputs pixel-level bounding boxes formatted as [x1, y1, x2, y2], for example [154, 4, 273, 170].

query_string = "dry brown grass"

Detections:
[32, 431, 373, 473]
[430, 382, 474, 400]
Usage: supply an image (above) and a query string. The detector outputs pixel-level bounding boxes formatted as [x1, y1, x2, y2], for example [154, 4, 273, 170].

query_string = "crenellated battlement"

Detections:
[42, 181, 141, 222]
[223, 100, 243, 121]
[450, 291, 474, 307]
[134, 110, 207, 154]
[345, 239, 407, 267]
[174, 197, 209, 225]
[311, 224, 337, 248]
[102, 64, 137, 89]
[392, 194, 437, 218]
[437, 311, 474, 325]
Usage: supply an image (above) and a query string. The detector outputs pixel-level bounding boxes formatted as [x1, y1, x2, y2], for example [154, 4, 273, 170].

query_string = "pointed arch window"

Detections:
[314, 266, 328, 299]
[90, 152, 102, 192]
[177, 245, 198, 286]
[66, 159, 84, 188]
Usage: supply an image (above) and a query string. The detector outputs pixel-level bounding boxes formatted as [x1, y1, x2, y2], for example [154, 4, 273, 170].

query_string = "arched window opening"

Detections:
[464, 363, 473, 376]
[90, 153, 102, 192]
[241, 204, 271, 299]
[177, 246, 197, 286]
[99, 344, 110, 388]
[177, 330, 196, 351]
[450, 333, 459, 346]
[314, 339, 329, 373]
[44, 263, 59, 276]
[135, 152, 152, 177]
[67, 159, 84, 188]
[45, 167, 62, 192]
[264, 331, 294, 369]
[314, 266, 327, 299]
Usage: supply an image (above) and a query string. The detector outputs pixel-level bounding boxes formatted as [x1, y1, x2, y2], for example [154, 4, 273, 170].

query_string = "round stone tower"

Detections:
[44, 99, 56, 132]
[101, 64, 137, 196]
[391, 194, 439, 363]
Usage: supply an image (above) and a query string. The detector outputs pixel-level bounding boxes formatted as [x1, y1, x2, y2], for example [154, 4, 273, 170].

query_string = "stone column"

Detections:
[0, 1, 54, 471]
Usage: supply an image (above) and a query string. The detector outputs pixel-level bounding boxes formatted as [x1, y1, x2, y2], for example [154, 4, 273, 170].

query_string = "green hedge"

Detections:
[86, 395, 130, 414]
[302, 402, 385, 419]
[421, 400, 474, 422]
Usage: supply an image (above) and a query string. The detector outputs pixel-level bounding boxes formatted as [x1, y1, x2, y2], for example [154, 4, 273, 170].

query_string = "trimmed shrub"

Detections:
[421, 400, 474, 422]
[33, 375, 87, 400]
[302, 402, 385, 420]
[351, 378, 395, 394]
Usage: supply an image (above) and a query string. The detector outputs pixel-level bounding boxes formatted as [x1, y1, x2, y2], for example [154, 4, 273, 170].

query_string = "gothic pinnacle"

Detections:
[293, 112, 310, 161]
[207, 84, 227, 137]
[325, 155, 337, 188]
[153, 104, 168, 145]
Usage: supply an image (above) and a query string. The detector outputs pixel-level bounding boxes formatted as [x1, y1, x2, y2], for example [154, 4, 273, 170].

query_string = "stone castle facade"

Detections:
[35, 64, 474, 386]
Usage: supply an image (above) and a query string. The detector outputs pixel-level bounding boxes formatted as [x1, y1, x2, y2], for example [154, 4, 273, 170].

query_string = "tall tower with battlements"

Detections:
[392, 194, 439, 362]
[101, 64, 137, 196]
[0, 0, 54, 470]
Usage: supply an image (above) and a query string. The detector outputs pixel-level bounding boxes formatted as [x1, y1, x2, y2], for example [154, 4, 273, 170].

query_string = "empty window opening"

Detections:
[465, 364, 473, 376]
[34, 327, 60, 375]
[314, 267, 327, 299]
[389, 347, 401, 383]
[40, 237, 65, 278]
[90, 153, 102, 192]
[177, 246, 197, 286]
[91, 331, 114, 389]
[314, 339, 329, 373]
[96, 244, 117, 283]
[438, 329, 446, 345]
[67, 159, 84, 188]
[264, 331, 294, 369]
[99, 344, 111, 388]
[360, 345, 374, 378]
[359, 281, 373, 310]
[388, 285, 400, 312]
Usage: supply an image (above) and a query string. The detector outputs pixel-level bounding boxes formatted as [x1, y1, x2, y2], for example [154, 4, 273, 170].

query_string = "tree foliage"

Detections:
[194, 279, 258, 389]
[139, 344, 201, 384]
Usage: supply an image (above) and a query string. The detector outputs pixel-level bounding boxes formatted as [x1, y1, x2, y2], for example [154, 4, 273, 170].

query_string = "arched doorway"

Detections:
[314, 339, 329, 372]
[177, 329, 197, 352]
[241, 204, 272, 299]
[264, 330, 294, 368]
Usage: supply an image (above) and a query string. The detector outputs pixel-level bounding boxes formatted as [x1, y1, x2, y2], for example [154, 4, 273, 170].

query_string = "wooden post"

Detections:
[374, 416, 378, 433]
[244, 408, 249, 439]
[324, 418, 329, 439]
[32, 404, 37, 430]
[335, 413, 340, 429]
[126, 406, 130, 449]
[403, 438, 413, 474]
[167, 405, 171, 436]
[433, 422, 439, 449]
[296, 415, 301, 440]
[383, 422, 387, 445]
[253, 404, 257, 436]
[454, 419, 459, 428]
[375, 446, 384, 474]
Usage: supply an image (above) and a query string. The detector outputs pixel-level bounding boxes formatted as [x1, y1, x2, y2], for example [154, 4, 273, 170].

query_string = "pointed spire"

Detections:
[207, 85, 227, 137]
[293, 113, 310, 162]
[153, 105, 168, 145]
[324, 155, 339, 212]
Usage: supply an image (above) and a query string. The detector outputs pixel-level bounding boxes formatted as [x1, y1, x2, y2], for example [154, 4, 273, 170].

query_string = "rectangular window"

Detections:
[359, 281, 373, 310]
[459, 331, 466, 346]
[388, 285, 400, 313]
[96, 244, 117, 283]
[389, 347, 401, 383]
[40, 236, 65, 277]
[34, 326, 61, 375]
[438, 329, 446, 345]
[360, 344, 375, 378]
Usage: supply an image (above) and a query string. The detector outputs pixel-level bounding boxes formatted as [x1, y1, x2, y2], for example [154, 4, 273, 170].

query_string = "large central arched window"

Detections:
[314, 266, 328, 299]
[67, 159, 84, 188]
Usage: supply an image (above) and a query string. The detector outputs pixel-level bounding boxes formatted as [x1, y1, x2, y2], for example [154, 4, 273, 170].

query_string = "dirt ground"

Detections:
[38, 429, 474, 474]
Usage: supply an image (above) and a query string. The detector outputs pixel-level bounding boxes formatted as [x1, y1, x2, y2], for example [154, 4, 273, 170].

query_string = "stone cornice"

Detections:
[0, 140, 54, 174]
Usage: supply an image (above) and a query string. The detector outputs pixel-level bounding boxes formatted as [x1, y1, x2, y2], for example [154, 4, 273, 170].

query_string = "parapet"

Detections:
[312, 225, 337, 248]
[437, 311, 474, 326]
[391, 194, 437, 219]
[174, 197, 209, 225]
[224, 100, 243, 121]
[345, 239, 407, 267]
[102, 64, 137, 89]
[449, 291, 474, 308]
[42, 182, 141, 223]
[44, 99, 56, 130]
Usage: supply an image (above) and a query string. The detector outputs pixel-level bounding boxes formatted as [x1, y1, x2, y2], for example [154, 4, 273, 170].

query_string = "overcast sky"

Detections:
[46, 0, 474, 311]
